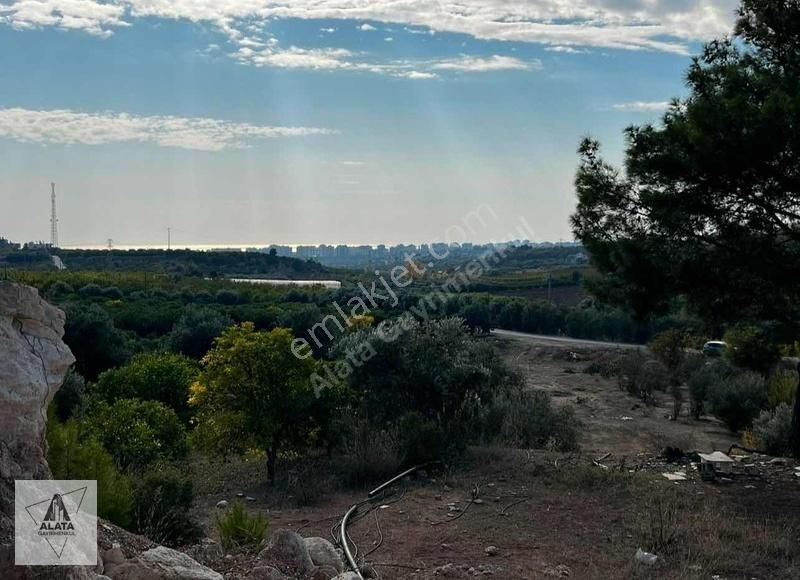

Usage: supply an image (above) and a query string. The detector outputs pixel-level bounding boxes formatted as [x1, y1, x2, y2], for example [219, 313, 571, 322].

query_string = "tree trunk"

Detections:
[267, 448, 277, 485]
[792, 363, 800, 459]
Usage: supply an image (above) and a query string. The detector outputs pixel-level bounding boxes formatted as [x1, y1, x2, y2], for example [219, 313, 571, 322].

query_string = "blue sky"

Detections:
[0, 1, 739, 248]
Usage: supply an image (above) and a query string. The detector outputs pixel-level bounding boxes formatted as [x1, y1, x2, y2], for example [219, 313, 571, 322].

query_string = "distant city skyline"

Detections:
[0, 1, 739, 245]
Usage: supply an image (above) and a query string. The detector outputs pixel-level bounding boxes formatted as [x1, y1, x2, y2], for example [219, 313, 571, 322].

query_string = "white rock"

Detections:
[137, 546, 223, 579]
[215, 500, 228, 509]
[304, 537, 345, 572]
[331, 574, 361, 580]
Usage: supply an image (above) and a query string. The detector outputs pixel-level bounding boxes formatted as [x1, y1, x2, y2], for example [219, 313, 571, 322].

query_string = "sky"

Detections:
[0, 0, 740, 248]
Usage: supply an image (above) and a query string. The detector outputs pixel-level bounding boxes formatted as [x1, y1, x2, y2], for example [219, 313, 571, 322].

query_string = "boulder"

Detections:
[331, 573, 361, 580]
[137, 546, 222, 580]
[304, 537, 344, 572]
[258, 529, 314, 575]
[308, 566, 338, 580]
[249, 566, 285, 580]
[0, 282, 83, 580]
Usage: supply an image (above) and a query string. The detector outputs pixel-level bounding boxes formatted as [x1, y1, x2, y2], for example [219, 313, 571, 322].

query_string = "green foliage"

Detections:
[46, 413, 133, 527]
[131, 467, 202, 546]
[214, 289, 240, 305]
[215, 502, 268, 552]
[166, 305, 233, 359]
[334, 417, 403, 486]
[78, 283, 104, 297]
[617, 352, 669, 404]
[708, 372, 768, 432]
[190, 323, 319, 482]
[570, 1, 800, 333]
[649, 330, 690, 375]
[53, 369, 88, 422]
[768, 370, 798, 408]
[93, 352, 199, 423]
[688, 360, 736, 420]
[63, 303, 131, 380]
[85, 399, 187, 472]
[724, 325, 781, 375]
[753, 403, 794, 457]
[482, 388, 580, 451]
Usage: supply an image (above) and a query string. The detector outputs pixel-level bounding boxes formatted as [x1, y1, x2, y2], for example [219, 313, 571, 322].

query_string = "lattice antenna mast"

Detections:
[50, 182, 59, 248]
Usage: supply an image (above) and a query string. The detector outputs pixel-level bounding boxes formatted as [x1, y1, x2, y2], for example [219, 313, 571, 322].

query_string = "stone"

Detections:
[249, 566, 286, 580]
[308, 566, 338, 580]
[331, 574, 361, 580]
[485, 546, 500, 557]
[103, 545, 126, 566]
[0, 282, 83, 580]
[258, 529, 314, 575]
[304, 537, 344, 572]
[215, 500, 228, 509]
[135, 546, 223, 579]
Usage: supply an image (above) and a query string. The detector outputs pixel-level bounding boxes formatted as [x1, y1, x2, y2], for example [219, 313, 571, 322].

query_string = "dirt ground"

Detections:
[186, 338, 800, 580]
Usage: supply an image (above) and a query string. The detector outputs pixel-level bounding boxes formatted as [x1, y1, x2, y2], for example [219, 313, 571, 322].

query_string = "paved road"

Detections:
[491, 329, 644, 350]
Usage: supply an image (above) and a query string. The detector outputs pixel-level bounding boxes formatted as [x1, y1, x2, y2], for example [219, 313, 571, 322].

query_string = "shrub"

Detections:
[215, 289, 240, 305]
[46, 414, 133, 527]
[48, 280, 74, 297]
[483, 389, 580, 451]
[166, 305, 233, 359]
[216, 502, 268, 552]
[753, 403, 793, 457]
[618, 352, 669, 404]
[85, 399, 188, 472]
[688, 360, 736, 419]
[131, 467, 202, 546]
[335, 417, 403, 487]
[78, 283, 104, 297]
[63, 303, 131, 380]
[53, 369, 88, 422]
[723, 324, 781, 374]
[707, 371, 768, 432]
[649, 329, 689, 377]
[768, 369, 798, 408]
[101, 286, 124, 300]
[93, 352, 199, 423]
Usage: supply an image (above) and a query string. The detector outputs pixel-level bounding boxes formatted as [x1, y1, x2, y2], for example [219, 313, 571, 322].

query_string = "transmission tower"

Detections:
[50, 182, 59, 248]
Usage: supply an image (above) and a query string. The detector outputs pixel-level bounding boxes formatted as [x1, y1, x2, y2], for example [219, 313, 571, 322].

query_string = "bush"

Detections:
[724, 324, 781, 374]
[768, 370, 798, 408]
[53, 369, 88, 422]
[131, 467, 202, 546]
[78, 283, 104, 297]
[63, 303, 132, 380]
[335, 417, 403, 487]
[688, 360, 736, 419]
[618, 352, 669, 404]
[753, 403, 794, 457]
[482, 389, 580, 451]
[215, 289, 240, 305]
[707, 371, 768, 432]
[166, 305, 233, 359]
[216, 502, 268, 552]
[102, 286, 124, 300]
[649, 329, 689, 376]
[46, 414, 133, 527]
[48, 280, 74, 297]
[85, 399, 188, 472]
[93, 352, 199, 423]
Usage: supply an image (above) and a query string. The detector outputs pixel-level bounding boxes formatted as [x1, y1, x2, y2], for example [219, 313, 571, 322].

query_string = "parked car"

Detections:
[702, 341, 727, 357]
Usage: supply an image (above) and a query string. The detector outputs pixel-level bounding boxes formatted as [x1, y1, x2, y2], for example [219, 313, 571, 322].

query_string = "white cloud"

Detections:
[0, 107, 337, 151]
[359, 23, 377, 31]
[545, 46, 590, 54]
[612, 101, 671, 112]
[431, 55, 540, 72]
[399, 71, 438, 80]
[384, 36, 393, 42]
[0, 1, 739, 54]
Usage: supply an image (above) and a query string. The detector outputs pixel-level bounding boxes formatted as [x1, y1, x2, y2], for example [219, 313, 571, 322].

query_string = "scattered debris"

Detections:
[620, 416, 633, 421]
[634, 548, 658, 566]
[661, 472, 687, 482]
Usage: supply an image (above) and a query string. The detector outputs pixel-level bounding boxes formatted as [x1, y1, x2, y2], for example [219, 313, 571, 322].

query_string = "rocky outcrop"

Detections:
[304, 538, 344, 573]
[103, 546, 223, 580]
[0, 282, 81, 579]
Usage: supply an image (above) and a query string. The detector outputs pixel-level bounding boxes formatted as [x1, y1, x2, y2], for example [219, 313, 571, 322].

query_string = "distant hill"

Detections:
[2, 248, 327, 278]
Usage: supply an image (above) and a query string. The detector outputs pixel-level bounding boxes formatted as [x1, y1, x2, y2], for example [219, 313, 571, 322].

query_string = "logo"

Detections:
[15, 480, 97, 566]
